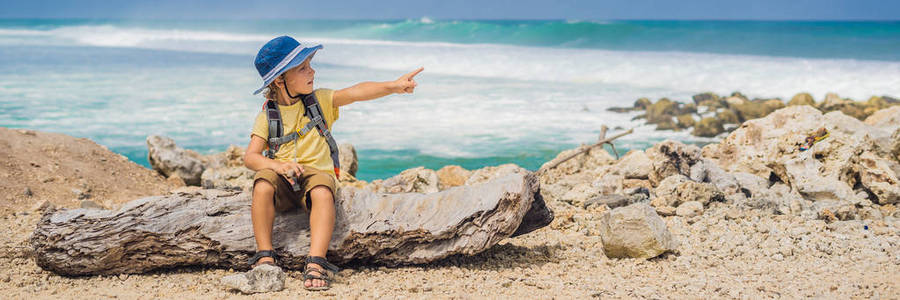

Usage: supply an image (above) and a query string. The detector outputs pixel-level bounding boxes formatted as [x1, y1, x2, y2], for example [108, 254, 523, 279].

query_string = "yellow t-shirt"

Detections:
[251, 88, 340, 178]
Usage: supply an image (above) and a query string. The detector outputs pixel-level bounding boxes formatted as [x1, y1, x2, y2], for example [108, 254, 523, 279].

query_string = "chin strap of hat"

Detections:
[263, 82, 341, 178]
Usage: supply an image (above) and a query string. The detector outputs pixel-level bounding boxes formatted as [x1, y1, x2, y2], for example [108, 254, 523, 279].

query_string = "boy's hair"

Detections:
[264, 82, 280, 103]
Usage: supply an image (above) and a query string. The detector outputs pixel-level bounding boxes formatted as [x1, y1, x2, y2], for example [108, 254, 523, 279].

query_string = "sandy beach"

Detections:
[3, 198, 897, 299]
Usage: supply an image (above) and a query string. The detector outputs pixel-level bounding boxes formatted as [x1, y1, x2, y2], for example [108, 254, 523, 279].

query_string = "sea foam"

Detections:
[2, 22, 899, 179]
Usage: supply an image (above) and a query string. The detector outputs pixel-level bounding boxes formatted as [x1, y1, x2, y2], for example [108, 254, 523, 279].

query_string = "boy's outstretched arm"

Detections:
[333, 67, 423, 107]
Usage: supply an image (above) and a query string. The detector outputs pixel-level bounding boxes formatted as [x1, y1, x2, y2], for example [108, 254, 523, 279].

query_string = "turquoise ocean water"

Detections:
[1, 19, 899, 180]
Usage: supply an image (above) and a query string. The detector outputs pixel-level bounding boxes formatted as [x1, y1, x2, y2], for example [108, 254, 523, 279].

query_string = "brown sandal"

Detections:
[303, 256, 339, 291]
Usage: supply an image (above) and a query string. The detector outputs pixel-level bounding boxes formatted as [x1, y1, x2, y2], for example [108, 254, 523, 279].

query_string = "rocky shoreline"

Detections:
[608, 91, 900, 137]
[1, 102, 898, 298]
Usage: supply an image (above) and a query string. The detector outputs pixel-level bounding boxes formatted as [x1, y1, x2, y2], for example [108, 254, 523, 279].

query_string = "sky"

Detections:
[0, 0, 898, 20]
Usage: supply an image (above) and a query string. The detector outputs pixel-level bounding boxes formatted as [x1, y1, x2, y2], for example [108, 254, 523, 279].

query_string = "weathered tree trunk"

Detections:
[30, 173, 552, 276]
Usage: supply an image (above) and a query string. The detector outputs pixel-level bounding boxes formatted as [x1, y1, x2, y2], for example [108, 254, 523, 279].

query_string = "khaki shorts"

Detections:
[252, 166, 337, 212]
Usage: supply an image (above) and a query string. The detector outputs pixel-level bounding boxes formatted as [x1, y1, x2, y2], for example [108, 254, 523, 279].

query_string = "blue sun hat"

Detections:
[252, 36, 322, 95]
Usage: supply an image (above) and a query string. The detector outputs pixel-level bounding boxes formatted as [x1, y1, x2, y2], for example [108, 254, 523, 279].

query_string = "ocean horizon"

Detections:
[1, 18, 899, 180]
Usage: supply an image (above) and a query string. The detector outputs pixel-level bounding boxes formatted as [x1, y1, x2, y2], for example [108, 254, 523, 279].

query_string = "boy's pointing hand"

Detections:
[392, 67, 423, 94]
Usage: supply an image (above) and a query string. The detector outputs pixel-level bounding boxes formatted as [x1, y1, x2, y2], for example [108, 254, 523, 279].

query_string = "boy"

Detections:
[244, 36, 422, 291]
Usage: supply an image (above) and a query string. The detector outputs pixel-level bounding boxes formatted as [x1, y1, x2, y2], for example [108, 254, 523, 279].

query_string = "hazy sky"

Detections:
[1, 0, 897, 20]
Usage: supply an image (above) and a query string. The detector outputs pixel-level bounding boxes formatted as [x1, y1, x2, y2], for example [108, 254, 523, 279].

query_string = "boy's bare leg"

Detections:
[305, 185, 335, 288]
[251, 180, 276, 266]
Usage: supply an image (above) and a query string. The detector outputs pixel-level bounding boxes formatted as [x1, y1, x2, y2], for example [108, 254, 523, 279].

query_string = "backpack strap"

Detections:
[301, 93, 342, 178]
[268, 116, 320, 146]
[263, 100, 283, 159]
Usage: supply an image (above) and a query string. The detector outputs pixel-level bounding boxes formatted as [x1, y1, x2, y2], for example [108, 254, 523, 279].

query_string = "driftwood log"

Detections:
[30, 172, 552, 276]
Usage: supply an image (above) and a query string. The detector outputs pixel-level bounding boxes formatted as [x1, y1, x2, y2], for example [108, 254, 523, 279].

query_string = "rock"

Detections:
[820, 92, 851, 110]
[880, 204, 899, 219]
[559, 183, 597, 207]
[30, 200, 54, 212]
[539, 146, 615, 185]
[31, 172, 547, 275]
[780, 150, 856, 202]
[817, 93, 870, 120]
[732, 100, 780, 122]
[655, 205, 676, 216]
[681, 103, 698, 114]
[337, 173, 366, 189]
[203, 145, 245, 169]
[730, 172, 769, 199]
[692, 117, 725, 137]
[166, 174, 186, 187]
[840, 104, 869, 120]
[893, 128, 900, 162]
[811, 200, 858, 222]
[201, 166, 255, 192]
[71, 188, 90, 200]
[146, 135, 206, 185]
[634, 97, 652, 109]
[692, 92, 719, 105]
[79, 200, 104, 210]
[375, 167, 440, 194]
[593, 173, 624, 195]
[731, 92, 750, 100]
[539, 183, 570, 205]
[627, 186, 651, 199]
[824, 111, 896, 157]
[622, 179, 653, 192]
[584, 194, 627, 209]
[650, 175, 688, 203]
[855, 152, 900, 204]
[651, 175, 724, 208]
[24, 187, 33, 197]
[689, 158, 739, 195]
[859, 206, 884, 220]
[741, 183, 806, 215]
[585, 191, 649, 210]
[698, 98, 725, 110]
[646, 98, 679, 124]
[865, 96, 889, 110]
[763, 98, 786, 111]
[725, 96, 747, 107]
[597, 203, 677, 259]
[716, 109, 740, 125]
[655, 119, 679, 131]
[863, 106, 900, 129]
[645, 140, 701, 186]
[703, 106, 825, 179]
[723, 207, 743, 220]
[338, 143, 358, 178]
[675, 201, 703, 217]
[676, 114, 695, 129]
[607, 106, 636, 113]
[220, 264, 285, 294]
[788, 93, 815, 106]
[465, 164, 528, 186]
[436, 165, 471, 190]
[615, 150, 652, 180]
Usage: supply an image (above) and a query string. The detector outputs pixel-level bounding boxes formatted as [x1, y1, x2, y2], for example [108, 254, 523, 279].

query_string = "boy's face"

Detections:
[280, 55, 315, 94]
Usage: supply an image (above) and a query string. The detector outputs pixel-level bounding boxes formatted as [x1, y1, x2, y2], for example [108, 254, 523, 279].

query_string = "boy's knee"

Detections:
[252, 179, 275, 195]
[308, 186, 334, 201]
